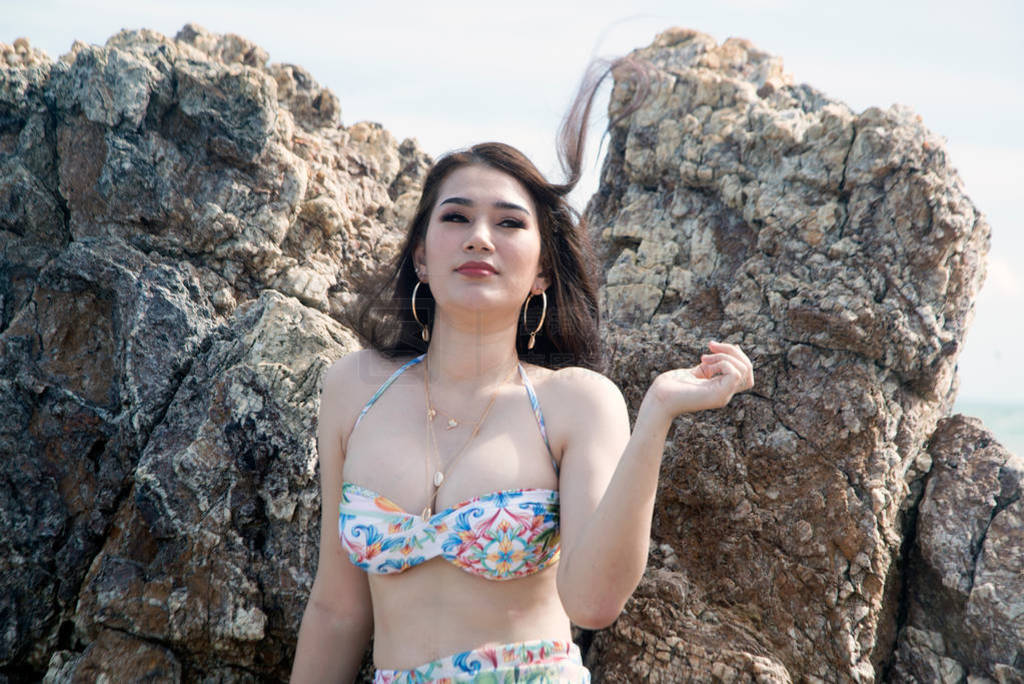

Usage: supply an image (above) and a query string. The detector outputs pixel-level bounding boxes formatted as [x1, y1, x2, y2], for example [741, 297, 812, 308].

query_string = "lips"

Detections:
[455, 261, 497, 276]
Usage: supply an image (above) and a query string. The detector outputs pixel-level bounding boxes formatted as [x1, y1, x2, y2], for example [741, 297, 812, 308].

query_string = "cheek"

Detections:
[422, 225, 453, 262]
[503, 235, 538, 266]
[524, 237, 544, 273]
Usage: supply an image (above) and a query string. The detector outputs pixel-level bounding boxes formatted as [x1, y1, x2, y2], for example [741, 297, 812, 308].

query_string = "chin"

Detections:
[444, 290, 518, 315]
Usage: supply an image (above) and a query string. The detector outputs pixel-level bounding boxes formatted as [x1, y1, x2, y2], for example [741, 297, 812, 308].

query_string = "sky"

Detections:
[4, 0, 1022, 408]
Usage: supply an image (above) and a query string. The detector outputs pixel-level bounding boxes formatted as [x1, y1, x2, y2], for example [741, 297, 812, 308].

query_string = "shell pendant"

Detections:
[432, 471, 444, 487]
[421, 506, 431, 521]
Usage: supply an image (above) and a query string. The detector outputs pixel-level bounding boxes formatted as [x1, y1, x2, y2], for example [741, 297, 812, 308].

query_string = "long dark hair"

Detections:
[353, 58, 651, 371]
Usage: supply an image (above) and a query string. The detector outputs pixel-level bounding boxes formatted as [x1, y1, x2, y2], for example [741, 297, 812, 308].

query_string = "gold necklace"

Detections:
[421, 355, 518, 520]
[426, 405, 461, 430]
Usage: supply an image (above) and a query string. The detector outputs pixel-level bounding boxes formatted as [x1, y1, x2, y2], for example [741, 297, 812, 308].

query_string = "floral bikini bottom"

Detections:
[373, 639, 590, 683]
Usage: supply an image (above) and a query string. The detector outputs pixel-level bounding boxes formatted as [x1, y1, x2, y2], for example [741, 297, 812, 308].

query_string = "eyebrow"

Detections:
[439, 197, 531, 215]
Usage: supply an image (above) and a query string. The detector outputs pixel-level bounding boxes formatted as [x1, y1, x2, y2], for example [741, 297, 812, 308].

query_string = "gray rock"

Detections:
[889, 416, 1023, 682]
[74, 291, 358, 677]
[1, 236, 212, 670]
[1, 24, 422, 680]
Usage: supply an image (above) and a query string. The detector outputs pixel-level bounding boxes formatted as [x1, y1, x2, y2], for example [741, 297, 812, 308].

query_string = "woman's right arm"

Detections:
[291, 353, 374, 683]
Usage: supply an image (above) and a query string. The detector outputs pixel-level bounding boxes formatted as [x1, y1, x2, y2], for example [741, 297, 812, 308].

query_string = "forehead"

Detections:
[435, 165, 535, 213]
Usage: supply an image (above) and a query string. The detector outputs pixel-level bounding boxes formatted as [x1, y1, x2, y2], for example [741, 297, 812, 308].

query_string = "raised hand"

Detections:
[645, 341, 755, 419]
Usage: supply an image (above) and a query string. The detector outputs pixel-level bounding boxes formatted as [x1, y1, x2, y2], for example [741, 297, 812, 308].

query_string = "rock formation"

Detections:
[582, 28, 1010, 682]
[1, 25, 425, 681]
[888, 416, 1022, 682]
[1, 23, 1015, 683]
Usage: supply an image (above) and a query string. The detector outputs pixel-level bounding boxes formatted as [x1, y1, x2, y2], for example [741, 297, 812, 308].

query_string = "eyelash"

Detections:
[440, 212, 526, 229]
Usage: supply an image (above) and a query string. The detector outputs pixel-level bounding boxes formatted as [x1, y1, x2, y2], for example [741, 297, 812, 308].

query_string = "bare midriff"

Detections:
[367, 559, 571, 670]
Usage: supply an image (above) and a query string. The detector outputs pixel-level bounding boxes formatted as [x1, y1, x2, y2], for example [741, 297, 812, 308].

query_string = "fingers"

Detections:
[697, 359, 738, 380]
[704, 341, 755, 390]
[707, 341, 751, 367]
[688, 360, 743, 408]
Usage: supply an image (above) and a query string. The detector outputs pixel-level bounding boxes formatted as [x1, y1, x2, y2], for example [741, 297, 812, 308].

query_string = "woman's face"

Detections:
[414, 164, 548, 321]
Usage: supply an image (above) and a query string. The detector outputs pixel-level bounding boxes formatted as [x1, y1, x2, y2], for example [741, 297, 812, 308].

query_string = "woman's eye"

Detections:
[499, 218, 526, 229]
[440, 212, 468, 223]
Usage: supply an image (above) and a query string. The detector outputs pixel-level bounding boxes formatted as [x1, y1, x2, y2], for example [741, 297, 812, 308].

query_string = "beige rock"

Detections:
[585, 27, 990, 680]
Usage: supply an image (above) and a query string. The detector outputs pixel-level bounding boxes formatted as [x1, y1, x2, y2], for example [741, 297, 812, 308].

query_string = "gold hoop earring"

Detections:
[522, 290, 547, 350]
[412, 281, 430, 342]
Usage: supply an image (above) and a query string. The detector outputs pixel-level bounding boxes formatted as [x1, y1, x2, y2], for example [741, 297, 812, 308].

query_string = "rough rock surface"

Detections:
[583, 28, 998, 682]
[889, 416, 1023, 682]
[1, 25, 425, 681]
[1, 24, 1011, 683]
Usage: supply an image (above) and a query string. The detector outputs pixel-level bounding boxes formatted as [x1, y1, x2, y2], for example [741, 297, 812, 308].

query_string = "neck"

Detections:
[425, 308, 520, 388]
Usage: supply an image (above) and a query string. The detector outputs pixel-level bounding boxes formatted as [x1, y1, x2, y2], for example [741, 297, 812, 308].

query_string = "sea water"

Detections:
[951, 399, 1024, 457]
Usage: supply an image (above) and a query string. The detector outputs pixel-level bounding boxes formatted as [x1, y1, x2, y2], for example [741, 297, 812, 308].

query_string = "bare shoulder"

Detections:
[550, 365, 626, 410]
[320, 349, 408, 450]
[539, 366, 629, 474]
[525, 363, 627, 426]
[322, 348, 419, 395]
[323, 348, 381, 393]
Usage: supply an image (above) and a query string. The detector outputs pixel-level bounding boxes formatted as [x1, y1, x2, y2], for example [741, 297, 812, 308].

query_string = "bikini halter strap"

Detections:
[350, 354, 557, 473]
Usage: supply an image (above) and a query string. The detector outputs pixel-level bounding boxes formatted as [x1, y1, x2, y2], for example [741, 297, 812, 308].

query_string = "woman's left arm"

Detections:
[555, 341, 754, 629]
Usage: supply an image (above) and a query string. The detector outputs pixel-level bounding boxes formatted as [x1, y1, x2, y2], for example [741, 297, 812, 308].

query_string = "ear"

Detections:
[413, 242, 427, 282]
[531, 273, 550, 294]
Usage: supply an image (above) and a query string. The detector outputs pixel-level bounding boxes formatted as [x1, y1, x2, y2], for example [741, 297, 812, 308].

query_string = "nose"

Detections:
[462, 217, 495, 252]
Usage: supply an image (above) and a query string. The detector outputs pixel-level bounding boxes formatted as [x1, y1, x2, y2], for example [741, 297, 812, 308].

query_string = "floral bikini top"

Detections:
[338, 355, 560, 581]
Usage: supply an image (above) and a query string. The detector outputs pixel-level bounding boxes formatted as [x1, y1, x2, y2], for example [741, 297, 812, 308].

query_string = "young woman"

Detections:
[291, 65, 754, 683]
